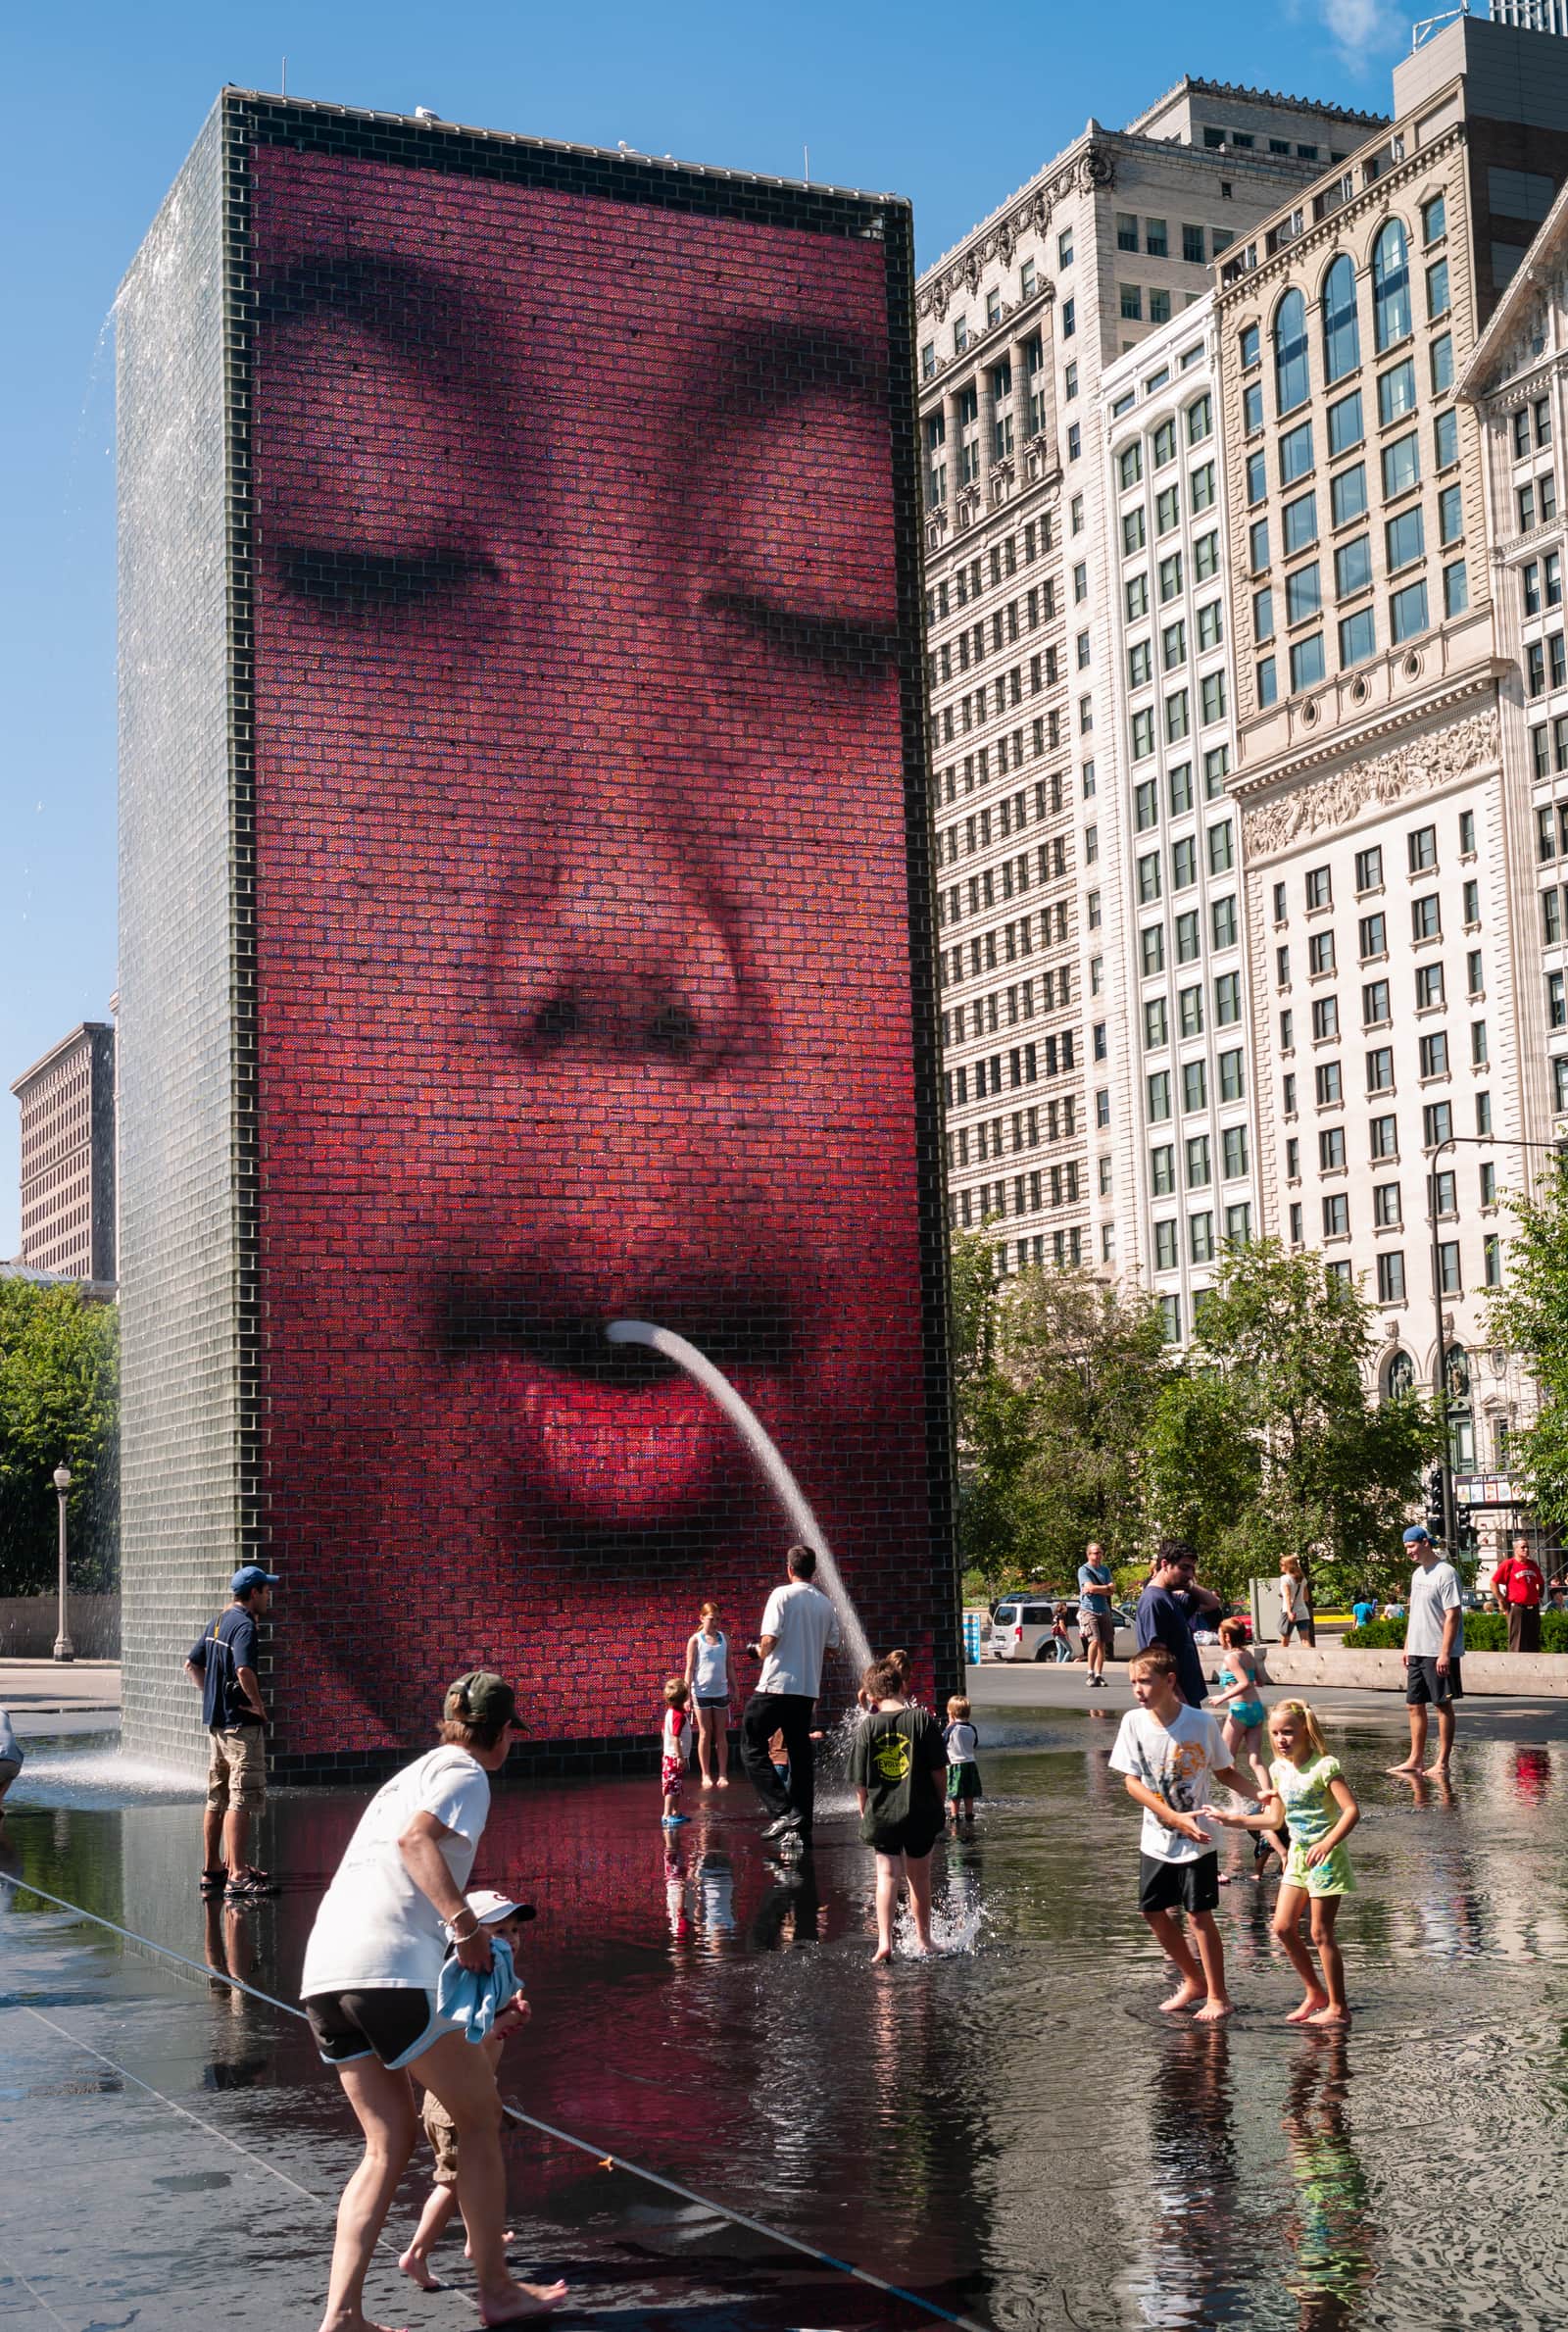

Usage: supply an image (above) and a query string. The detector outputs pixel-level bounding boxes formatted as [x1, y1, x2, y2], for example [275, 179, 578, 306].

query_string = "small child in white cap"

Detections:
[399, 1888, 535, 2292]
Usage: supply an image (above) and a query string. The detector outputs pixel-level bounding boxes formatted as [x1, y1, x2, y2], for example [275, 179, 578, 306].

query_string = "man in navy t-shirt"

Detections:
[1135, 1541, 1208, 1710]
[185, 1565, 278, 1901]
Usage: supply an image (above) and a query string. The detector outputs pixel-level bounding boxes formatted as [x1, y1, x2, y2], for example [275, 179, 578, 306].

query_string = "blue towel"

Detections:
[436, 1935, 517, 2043]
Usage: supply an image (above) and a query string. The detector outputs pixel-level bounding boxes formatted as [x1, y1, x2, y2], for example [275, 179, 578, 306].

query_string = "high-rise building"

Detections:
[10, 1021, 117, 1284]
[919, 79, 1386, 1275]
[1214, 11, 1568, 1480]
[1460, 179, 1568, 1158]
[1096, 293, 1254, 1335]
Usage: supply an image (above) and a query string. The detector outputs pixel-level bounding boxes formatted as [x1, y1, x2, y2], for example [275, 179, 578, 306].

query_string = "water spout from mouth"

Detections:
[605, 1318, 874, 1678]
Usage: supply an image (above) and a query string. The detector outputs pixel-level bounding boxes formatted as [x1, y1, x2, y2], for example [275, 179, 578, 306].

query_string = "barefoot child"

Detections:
[850, 1655, 950, 1960]
[400, 1890, 535, 2292]
[944, 1695, 983, 1827]
[1205, 1700, 1358, 2026]
[661, 1677, 692, 1828]
[1108, 1643, 1254, 2021]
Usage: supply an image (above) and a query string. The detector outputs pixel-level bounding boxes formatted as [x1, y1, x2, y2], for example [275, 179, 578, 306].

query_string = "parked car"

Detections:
[987, 1599, 1060, 1661]
[989, 1596, 1141, 1662]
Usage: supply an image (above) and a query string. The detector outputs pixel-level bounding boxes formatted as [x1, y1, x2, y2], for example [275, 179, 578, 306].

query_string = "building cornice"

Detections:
[1214, 115, 1466, 313]
[1237, 692, 1503, 862]
[1229, 662, 1505, 802]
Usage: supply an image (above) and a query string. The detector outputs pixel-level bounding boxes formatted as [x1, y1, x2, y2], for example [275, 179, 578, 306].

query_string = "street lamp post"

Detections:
[52, 1464, 74, 1663]
[1426, 1130, 1565, 1554]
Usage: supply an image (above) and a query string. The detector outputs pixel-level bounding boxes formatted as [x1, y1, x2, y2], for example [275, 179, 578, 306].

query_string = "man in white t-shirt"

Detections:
[739, 1544, 840, 1846]
[1389, 1524, 1465, 1778]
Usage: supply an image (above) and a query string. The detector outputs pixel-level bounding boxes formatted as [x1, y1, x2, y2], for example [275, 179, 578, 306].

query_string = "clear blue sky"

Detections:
[0, 0, 1407, 1258]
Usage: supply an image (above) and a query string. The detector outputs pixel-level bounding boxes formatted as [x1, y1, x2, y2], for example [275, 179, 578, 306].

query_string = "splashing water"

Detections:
[605, 1318, 875, 1677]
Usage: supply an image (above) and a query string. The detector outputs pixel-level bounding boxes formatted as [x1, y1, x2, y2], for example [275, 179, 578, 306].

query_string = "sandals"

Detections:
[223, 1866, 278, 1900]
[199, 1865, 228, 1898]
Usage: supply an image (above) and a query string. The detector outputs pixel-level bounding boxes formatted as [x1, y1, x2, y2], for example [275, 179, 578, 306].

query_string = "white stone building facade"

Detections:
[920, 80, 1385, 1277]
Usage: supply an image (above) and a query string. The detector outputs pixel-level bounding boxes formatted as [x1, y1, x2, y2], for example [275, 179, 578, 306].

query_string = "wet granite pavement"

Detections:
[3, 1702, 1567, 2329]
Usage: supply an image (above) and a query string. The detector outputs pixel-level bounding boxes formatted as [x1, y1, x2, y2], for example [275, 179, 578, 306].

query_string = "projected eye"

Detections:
[706, 590, 898, 680]
[271, 547, 494, 620]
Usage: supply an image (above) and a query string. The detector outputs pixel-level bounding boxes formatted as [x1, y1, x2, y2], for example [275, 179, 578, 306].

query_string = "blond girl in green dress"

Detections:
[1205, 1700, 1359, 2026]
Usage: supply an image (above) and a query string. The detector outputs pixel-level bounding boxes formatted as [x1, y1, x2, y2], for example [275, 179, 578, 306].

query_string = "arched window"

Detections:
[1372, 220, 1411, 353]
[1274, 288, 1310, 414]
[1321, 254, 1360, 384]
[1384, 1349, 1414, 1400]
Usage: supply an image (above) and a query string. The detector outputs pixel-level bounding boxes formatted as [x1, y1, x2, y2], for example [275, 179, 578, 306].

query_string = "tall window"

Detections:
[1372, 219, 1411, 353]
[1321, 253, 1359, 383]
[1274, 288, 1310, 415]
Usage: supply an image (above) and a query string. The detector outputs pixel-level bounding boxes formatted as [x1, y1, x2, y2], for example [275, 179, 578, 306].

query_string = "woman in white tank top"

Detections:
[684, 1602, 731, 1789]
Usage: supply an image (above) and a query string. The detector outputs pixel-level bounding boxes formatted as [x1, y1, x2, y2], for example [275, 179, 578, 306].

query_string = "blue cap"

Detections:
[232, 1564, 279, 1594]
[1402, 1525, 1431, 1545]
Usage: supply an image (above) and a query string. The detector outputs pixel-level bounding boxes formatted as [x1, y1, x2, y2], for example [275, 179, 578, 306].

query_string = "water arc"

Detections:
[604, 1317, 874, 1676]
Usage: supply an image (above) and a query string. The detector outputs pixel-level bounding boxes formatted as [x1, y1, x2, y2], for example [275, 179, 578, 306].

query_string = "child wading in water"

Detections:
[1205, 1700, 1359, 2026]
[850, 1654, 950, 1960]
[1109, 1643, 1256, 2021]
[399, 1891, 533, 2292]
[662, 1678, 692, 1827]
[944, 1695, 982, 1827]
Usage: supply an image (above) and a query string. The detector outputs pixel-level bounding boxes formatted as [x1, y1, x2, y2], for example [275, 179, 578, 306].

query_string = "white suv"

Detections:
[987, 1599, 1062, 1661]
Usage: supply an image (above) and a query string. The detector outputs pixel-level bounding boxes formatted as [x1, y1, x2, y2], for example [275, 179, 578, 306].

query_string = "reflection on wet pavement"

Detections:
[2, 1714, 1567, 2328]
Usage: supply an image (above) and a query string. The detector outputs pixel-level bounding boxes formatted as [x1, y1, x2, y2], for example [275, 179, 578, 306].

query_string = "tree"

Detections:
[1487, 1165, 1568, 1529]
[951, 1238, 1169, 1596]
[1142, 1241, 1437, 1607]
[0, 1279, 120, 1597]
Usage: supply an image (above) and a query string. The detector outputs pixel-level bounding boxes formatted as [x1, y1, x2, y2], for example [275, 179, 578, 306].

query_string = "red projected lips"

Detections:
[248, 146, 937, 1755]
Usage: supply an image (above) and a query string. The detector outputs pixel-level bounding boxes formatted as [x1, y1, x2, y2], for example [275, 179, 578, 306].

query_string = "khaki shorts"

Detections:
[421, 2093, 462, 2187]
[420, 2089, 504, 2188]
[206, 1724, 267, 1812]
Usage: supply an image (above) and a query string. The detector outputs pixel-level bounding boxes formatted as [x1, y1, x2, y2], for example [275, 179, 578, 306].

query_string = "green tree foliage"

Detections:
[0, 1279, 120, 1596]
[951, 1232, 1168, 1597]
[1142, 1241, 1437, 1607]
[1487, 1167, 1568, 1530]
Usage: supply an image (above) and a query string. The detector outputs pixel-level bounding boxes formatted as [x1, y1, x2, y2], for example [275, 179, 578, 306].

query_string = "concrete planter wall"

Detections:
[1259, 1643, 1568, 1699]
[0, 1594, 122, 1661]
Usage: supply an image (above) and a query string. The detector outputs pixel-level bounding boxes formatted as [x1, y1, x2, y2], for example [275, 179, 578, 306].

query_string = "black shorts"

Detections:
[866, 1814, 944, 1861]
[695, 1695, 730, 1709]
[1138, 1852, 1220, 1916]
[303, 1986, 441, 2070]
[1405, 1654, 1463, 1705]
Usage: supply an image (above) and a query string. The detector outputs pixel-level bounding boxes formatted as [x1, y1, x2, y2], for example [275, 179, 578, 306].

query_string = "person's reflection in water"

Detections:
[662, 1846, 693, 1947]
[693, 1848, 735, 1951]
[200, 1898, 270, 2091]
[750, 1851, 822, 1951]
[1513, 1746, 1551, 1806]
[1390, 1766, 1455, 1812]
[1282, 2037, 1376, 2331]
[1127, 2025, 1240, 2327]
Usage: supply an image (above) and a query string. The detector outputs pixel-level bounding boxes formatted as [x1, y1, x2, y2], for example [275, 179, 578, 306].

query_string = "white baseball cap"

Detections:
[465, 1889, 537, 1925]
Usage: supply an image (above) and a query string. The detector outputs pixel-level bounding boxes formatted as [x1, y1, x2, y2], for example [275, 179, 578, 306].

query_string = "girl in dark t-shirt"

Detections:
[849, 1655, 950, 1961]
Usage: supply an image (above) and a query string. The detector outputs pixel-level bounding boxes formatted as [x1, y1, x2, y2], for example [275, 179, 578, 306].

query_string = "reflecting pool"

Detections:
[3, 1710, 1567, 2328]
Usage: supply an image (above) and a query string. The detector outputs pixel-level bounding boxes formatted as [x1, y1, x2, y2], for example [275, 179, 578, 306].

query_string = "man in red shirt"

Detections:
[1493, 1538, 1546, 1656]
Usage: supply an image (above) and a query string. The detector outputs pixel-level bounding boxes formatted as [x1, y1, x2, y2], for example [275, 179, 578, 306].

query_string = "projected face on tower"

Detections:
[249, 144, 934, 1751]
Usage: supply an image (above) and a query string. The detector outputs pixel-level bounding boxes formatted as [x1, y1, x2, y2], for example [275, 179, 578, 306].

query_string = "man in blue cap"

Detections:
[185, 1564, 279, 1900]
[1388, 1524, 1463, 1779]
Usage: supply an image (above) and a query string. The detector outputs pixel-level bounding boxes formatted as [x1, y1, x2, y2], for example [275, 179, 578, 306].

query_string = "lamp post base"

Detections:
[52, 1637, 75, 1663]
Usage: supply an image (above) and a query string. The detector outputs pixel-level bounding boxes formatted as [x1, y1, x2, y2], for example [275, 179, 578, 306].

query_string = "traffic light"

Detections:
[1425, 1465, 1446, 1540]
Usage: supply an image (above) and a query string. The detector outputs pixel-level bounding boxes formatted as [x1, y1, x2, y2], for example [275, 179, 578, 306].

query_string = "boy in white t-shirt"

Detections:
[1109, 1642, 1252, 2020]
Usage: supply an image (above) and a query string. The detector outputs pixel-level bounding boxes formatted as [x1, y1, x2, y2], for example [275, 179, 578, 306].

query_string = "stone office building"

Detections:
[1214, 10, 1568, 1469]
[1095, 294, 1257, 1338]
[919, 76, 1384, 1276]
[11, 1021, 117, 1285]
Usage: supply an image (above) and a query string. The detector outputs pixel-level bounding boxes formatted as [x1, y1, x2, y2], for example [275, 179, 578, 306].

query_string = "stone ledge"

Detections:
[1257, 1645, 1568, 1698]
